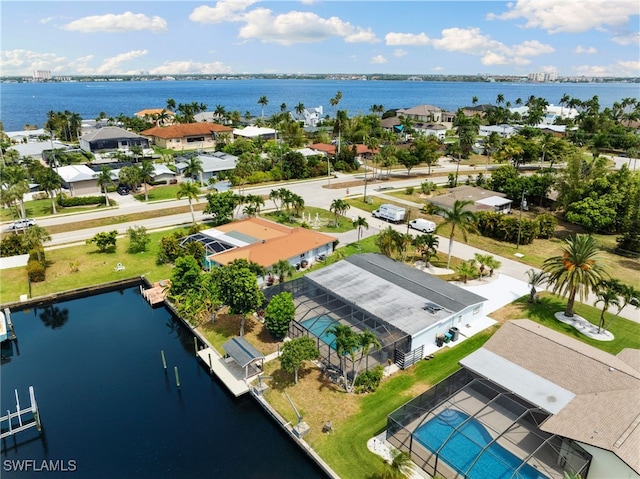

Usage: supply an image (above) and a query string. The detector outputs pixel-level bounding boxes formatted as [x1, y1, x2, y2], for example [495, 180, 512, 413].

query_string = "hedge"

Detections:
[57, 194, 115, 207]
[27, 260, 46, 282]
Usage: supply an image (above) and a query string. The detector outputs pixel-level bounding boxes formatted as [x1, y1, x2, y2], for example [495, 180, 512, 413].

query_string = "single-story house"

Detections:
[140, 123, 233, 150]
[233, 126, 276, 141]
[194, 112, 229, 124]
[380, 116, 403, 134]
[180, 217, 335, 271]
[271, 253, 486, 372]
[510, 104, 579, 125]
[479, 124, 518, 138]
[414, 123, 448, 140]
[134, 108, 175, 125]
[79, 126, 149, 153]
[175, 151, 239, 183]
[56, 164, 102, 196]
[307, 143, 378, 160]
[7, 140, 71, 160]
[428, 186, 513, 214]
[387, 319, 640, 479]
[151, 164, 176, 183]
[5, 128, 47, 143]
[295, 147, 327, 158]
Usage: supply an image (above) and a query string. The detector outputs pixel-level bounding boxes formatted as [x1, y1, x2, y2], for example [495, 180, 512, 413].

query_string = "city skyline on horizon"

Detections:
[1, 1, 639, 78]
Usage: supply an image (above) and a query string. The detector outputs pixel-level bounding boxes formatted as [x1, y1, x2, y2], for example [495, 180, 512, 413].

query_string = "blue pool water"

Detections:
[415, 409, 549, 479]
[300, 315, 338, 349]
[1, 288, 327, 479]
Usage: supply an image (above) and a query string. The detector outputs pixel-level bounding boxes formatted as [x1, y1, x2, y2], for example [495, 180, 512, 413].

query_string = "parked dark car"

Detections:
[117, 186, 131, 195]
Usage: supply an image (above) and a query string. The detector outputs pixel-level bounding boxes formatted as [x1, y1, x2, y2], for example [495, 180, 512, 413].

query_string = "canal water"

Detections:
[0, 287, 327, 478]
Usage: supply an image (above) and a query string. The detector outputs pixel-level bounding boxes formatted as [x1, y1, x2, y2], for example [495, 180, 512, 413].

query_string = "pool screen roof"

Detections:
[180, 233, 236, 254]
[304, 253, 486, 337]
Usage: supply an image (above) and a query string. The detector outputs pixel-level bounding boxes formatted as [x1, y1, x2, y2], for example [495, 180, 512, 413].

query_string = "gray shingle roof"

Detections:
[81, 126, 144, 141]
[222, 337, 264, 368]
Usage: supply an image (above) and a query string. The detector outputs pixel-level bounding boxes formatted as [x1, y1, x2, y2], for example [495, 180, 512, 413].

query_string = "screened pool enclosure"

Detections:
[387, 369, 591, 479]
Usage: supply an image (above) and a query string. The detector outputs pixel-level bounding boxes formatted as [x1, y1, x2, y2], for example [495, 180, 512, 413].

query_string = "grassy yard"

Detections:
[263, 206, 355, 234]
[134, 184, 184, 202]
[0, 229, 180, 304]
[1, 198, 114, 222]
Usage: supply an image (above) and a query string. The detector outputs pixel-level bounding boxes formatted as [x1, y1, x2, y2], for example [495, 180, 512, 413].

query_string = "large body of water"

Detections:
[0, 288, 327, 479]
[1, 79, 638, 131]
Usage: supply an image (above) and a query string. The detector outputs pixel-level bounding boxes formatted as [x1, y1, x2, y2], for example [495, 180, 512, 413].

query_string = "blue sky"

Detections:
[1, 0, 638, 77]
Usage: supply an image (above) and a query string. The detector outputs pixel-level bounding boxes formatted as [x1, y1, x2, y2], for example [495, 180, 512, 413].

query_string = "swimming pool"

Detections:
[300, 315, 338, 349]
[414, 409, 549, 479]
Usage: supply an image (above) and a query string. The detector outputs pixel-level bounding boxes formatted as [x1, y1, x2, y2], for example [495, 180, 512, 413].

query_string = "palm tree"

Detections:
[295, 102, 305, 121]
[95, 166, 115, 206]
[352, 216, 368, 250]
[413, 233, 439, 266]
[327, 323, 358, 391]
[376, 226, 400, 258]
[139, 160, 155, 202]
[474, 253, 493, 280]
[456, 260, 477, 284]
[270, 259, 295, 284]
[594, 283, 620, 333]
[183, 155, 204, 185]
[378, 450, 414, 479]
[176, 181, 201, 225]
[542, 234, 608, 317]
[23, 225, 51, 262]
[258, 95, 269, 118]
[525, 269, 548, 303]
[435, 199, 477, 269]
[36, 168, 62, 214]
[330, 198, 350, 226]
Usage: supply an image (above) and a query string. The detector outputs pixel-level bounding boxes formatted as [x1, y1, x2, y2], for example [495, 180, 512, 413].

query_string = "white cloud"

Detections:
[0, 49, 68, 75]
[189, 0, 259, 24]
[238, 8, 377, 45]
[430, 27, 553, 66]
[96, 50, 148, 74]
[573, 59, 640, 76]
[149, 60, 233, 75]
[393, 49, 408, 57]
[611, 31, 640, 46]
[488, 0, 638, 34]
[575, 45, 597, 54]
[62, 11, 168, 33]
[39, 16, 56, 25]
[371, 55, 388, 64]
[385, 32, 430, 46]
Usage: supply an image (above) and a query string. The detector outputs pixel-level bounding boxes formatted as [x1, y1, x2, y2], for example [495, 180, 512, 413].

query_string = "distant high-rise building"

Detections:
[528, 71, 557, 82]
[33, 70, 52, 81]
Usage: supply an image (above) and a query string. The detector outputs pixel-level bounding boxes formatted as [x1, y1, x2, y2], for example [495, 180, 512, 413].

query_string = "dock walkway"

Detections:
[141, 280, 169, 306]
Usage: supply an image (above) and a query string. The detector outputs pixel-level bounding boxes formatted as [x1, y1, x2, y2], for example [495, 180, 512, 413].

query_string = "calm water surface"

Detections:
[0, 288, 327, 479]
[1, 79, 637, 131]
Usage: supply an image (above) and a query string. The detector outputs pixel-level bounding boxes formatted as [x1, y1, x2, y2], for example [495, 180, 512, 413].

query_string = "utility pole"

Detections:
[516, 189, 528, 250]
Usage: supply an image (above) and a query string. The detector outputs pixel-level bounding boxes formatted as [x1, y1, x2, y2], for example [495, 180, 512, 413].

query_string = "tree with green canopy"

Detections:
[214, 263, 264, 336]
[264, 292, 295, 340]
[279, 337, 320, 385]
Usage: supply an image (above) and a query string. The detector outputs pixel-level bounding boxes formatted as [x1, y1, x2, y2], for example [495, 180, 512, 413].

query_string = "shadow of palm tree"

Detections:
[39, 305, 69, 329]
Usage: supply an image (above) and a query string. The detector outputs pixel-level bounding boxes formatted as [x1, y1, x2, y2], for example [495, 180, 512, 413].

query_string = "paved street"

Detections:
[5, 157, 638, 322]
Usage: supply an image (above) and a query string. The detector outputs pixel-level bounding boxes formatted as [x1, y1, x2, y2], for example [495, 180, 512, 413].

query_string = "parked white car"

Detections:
[7, 218, 37, 230]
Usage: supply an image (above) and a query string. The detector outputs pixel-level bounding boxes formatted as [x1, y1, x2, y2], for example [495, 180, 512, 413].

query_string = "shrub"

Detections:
[420, 181, 436, 194]
[27, 260, 46, 282]
[264, 292, 295, 340]
[0, 234, 28, 257]
[354, 366, 384, 393]
[58, 194, 114, 207]
[536, 213, 557, 239]
[28, 249, 45, 262]
[87, 230, 118, 252]
[127, 226, 150, 253]
[405, 186, 414, 195]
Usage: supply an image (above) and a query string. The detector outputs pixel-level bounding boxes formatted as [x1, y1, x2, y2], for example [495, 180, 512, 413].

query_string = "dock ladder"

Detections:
[1, 386, 42, 439]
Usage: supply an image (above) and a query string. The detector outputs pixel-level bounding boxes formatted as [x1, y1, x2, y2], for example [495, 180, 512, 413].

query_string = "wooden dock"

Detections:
[0, 387, 42, 439]
[141, 280, 169, 306]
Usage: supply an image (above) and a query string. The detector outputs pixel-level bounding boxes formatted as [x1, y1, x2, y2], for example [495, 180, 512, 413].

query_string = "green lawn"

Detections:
[1, 198, 114, 221]
[0, 229, 179, 304]
[134, 184, 187, 202]
[264, 206, 355, 233]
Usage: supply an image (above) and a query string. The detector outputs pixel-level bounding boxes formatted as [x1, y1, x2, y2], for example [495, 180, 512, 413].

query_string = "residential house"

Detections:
[140, 123, 233, 150]
[396, 104, 443, 123]
[56, 164, 102, 196]
[298, 106, 323, 128]
[151, 164, 177, 184]
[387, 319, 640, 479]
[180, 217, 335, 271]
[428, 186, 513, 214]
[270, 253, 486, 372]
[79, 126, 149, 154]
[134, 108, 175, 125]
[479, 124, 518, 138]
[233, 126, 277, 141]
[175, 151, 238, 183]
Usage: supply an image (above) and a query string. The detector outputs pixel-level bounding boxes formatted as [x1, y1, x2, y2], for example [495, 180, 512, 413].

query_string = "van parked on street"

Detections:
[408, 218, 436, 233]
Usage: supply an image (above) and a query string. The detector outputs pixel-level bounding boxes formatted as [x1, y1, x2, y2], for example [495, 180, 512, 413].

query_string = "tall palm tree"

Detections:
[295, 102, 305, 121]
[176, 181, 201, 225]
[330, 198, 350, 226]
[413, 233, 439, 266]
[435, 199, 477, 269]
[95, 166, 115, 206]
[258, 95, 269, 118]
[352, 216, 369, 250]
[376, 226, 400, 258]
[36, 168, 62, 214]
[139, 160, 155, 202]
[542, 234, 608, 317]
[525, 269, 548, 303]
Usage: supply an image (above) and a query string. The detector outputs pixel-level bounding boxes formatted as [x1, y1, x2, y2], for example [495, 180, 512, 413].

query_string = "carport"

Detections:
[222, 337, 265, 379]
